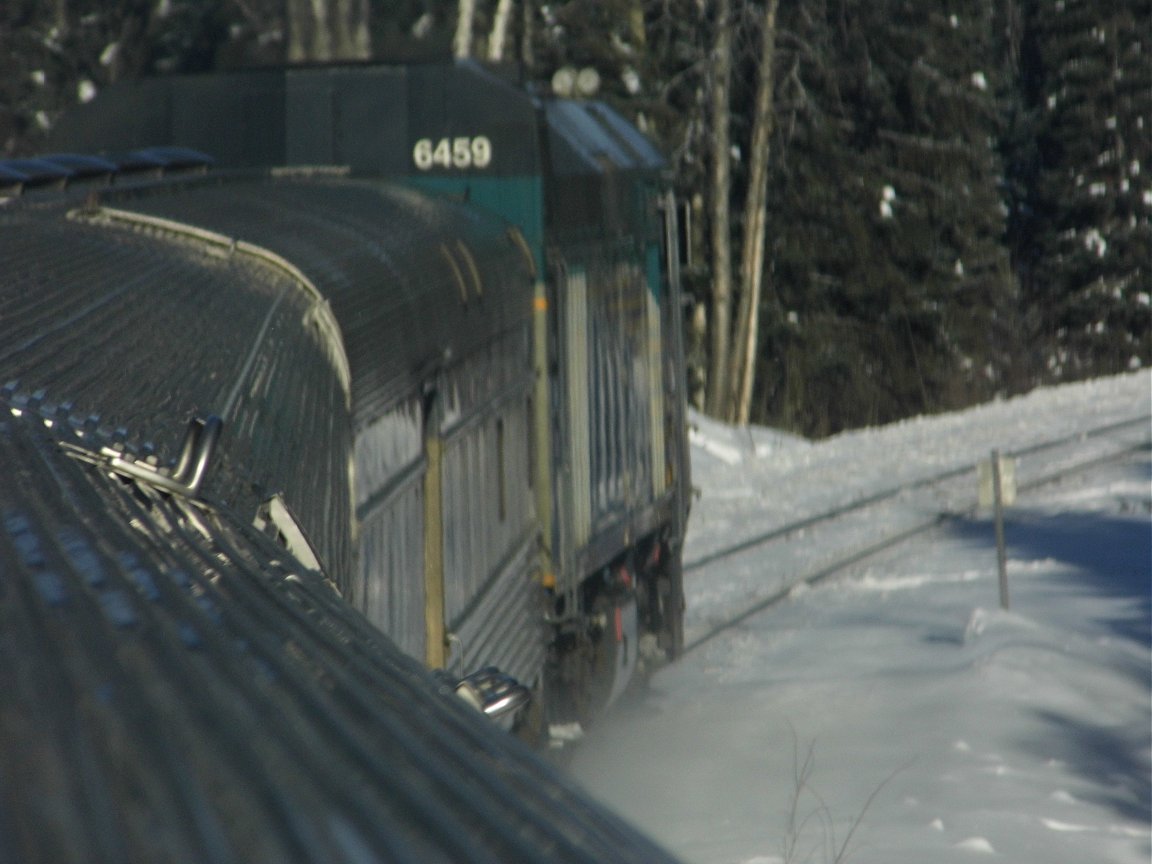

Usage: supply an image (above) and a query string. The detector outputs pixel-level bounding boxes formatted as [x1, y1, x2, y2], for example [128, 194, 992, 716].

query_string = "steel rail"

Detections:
[683, 414, 1149, 575]
[681, 420, 1150, 656]
[683, 514, 949, 654]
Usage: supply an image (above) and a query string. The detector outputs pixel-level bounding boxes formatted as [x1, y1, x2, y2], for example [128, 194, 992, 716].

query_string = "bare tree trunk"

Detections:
[628, 0, 646, 48]
[287, 0, 328, 61]
[689, 301, 708, 410]
[333, 0, 371, 59]
[287, 0, 370, 61]
[728, 0, 779, 425]
[310, 0, 333, 59]
[705, 0, 734, 418]
[286, 0, 311, 61]
[53, 0, 69, 37]
[521, 0, 535, 68]
[454, 0, 476, 59]
[488, 0, 514, 61]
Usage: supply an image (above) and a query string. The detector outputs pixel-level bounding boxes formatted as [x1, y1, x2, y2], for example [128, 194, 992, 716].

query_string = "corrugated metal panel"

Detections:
[435, 326, 540, 681]
[564, 268, 592, 550]
[353, 477, 426, 660]
[115, 177, 534, 425]
[352, 396, 423, 509]
[0, 203, 354, 582]
[85, 176, 537, 653]
[350, 397, 428, 658]
[448, 536, 545, 688]
[648, 288, 668, 497]
[0, 406, 680, 863]
[440, 386, 534, 614]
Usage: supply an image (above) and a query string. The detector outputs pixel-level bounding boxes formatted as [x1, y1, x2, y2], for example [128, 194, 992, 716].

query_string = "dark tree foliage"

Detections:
[2, 0, 1147, 434]
[0, 1, 235, 155]
[1007, 0, 1151, 382]
[529, 0, 711, 158]
[756, 0, 1017, 435]
[0, 1, 446, 156]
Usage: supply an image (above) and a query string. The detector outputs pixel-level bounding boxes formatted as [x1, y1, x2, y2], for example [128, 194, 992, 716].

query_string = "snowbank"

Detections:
[571, 372, 1151, 864]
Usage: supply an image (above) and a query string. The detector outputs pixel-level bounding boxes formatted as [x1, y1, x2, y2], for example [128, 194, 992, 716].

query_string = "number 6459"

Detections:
[413, 136, 493, 170]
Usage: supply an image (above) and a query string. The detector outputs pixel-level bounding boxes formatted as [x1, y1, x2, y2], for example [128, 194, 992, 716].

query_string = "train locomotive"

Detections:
[0, 61, 690, 859]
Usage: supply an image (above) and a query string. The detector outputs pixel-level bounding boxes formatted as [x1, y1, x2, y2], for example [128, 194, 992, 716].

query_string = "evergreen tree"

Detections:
[1011, 0, 1151, 380]
[1, 0, 234, 156]
[756, 0, 1016, 435]
[2, 0, 1145, 432]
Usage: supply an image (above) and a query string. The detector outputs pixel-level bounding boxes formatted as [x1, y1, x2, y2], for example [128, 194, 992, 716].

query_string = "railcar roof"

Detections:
[97, 173, 535, 417]
[0, 403, 680, 863]
[0, 195, 350, 531]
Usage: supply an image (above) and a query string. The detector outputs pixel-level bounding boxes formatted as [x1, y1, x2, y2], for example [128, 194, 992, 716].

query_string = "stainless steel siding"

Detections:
[584, 256, 654, 530]
[354, 479, 426, 660]
[352, 399, 427, 660]
[449, 537, 544, 687]
[565, 269, 592, 548]
[647, 289, 667, 497]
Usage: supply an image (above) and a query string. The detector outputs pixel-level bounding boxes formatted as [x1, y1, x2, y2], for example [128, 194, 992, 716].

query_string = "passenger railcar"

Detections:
[0, 184, 682, 862]
[46, 60, 692, 732]
[15, 61, 681, 728]
[1, 58, 692, 859]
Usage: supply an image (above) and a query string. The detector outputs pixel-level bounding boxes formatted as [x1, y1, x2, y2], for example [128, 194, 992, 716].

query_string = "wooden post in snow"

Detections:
[979, 451, 1015, 609]
[991, 450, 1009, 609]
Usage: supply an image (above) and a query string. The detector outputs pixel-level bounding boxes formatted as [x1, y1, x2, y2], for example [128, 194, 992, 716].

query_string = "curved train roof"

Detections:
[97, 173, 536, 421]
[0, 186, 677, 862]
[0, 187, 358, 577]
[0, 171, 535, 581]
[0, 404, 679, 863]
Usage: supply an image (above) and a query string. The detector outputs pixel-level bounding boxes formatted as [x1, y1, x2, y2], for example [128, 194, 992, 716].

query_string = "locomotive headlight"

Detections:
[551, 66, 576, 97]
[552, 66, 601, 99]
[575, 67, 601, 98]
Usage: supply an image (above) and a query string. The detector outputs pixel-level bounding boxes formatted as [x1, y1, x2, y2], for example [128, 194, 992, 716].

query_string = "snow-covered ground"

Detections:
[569, 372, 1151, 864]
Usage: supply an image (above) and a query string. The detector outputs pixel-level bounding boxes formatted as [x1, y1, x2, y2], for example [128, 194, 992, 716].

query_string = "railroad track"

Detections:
[681, 414, 1151, 655]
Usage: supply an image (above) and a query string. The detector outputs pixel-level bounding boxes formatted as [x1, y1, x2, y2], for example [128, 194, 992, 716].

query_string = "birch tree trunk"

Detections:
[53, 0, 69, 37]
[454, 0, 476, 59]
[705, 0, 734, 418]
[728, 0, 779, 424]
[286, 0, 320, 61]
[333, 0, 371, 60]
[520, 0, 535, 68]
[287, 0, 370, 61]
[628, 0, 646, 48]
[488, 0, 514, 61]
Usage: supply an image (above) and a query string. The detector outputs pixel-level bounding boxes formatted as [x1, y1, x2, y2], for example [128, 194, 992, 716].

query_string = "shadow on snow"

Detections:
[946, 454, 1151, 649]
[942, 457, 1150, 827]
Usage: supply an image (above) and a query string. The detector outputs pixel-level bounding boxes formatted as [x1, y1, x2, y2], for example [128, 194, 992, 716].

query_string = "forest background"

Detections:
[2, 0, 1148, 437]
